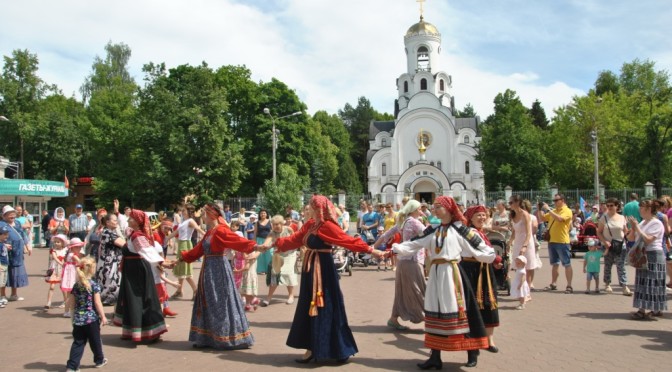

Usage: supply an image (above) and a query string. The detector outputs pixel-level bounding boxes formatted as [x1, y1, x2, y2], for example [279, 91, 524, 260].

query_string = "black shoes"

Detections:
[487, 345, 499, 353]
[294, 355, 315, 364]
[465, 350, 480, 368]
[417, 349, 443, 370]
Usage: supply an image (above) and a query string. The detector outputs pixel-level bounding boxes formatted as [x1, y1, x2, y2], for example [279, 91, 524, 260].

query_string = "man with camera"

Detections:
[539, 194, 574, 293]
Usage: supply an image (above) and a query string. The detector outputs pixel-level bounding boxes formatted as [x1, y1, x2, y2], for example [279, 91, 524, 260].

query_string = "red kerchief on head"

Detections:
[434, 196, 467, 225]
[464, 205, 487, 227]
[204, 204, 228, 227]
[310, 195, 338, 225]
[129, 209, 153, 244]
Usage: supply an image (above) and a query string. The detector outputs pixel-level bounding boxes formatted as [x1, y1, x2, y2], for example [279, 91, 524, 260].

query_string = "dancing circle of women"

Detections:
[87, 195, 501, 370]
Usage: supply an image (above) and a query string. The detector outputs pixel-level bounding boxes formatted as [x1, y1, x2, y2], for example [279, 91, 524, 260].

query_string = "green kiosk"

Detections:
[0, 175, 68, 247]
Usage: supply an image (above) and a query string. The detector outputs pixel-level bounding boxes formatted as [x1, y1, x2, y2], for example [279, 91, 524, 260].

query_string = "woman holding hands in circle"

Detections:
[267, 195, 384, 363]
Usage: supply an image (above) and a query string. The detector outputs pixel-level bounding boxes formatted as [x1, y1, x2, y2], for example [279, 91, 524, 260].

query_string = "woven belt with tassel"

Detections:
[302, 249, 333, 317]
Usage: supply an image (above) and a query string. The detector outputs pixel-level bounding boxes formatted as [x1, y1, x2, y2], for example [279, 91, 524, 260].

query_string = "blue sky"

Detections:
[1, 0, 670, 118]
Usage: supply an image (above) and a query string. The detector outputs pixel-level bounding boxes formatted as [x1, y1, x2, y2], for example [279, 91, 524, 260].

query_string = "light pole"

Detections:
[262, 108, 302, 183]
[0, 115, 24, 179]
[591, 129, 599, 204]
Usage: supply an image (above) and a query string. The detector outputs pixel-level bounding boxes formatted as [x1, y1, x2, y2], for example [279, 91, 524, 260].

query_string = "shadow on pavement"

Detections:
[566, 312, 628, 320]
[215, 352, 466, 370]
[23, 361, 64, 371]
[603, 329, 672, 351]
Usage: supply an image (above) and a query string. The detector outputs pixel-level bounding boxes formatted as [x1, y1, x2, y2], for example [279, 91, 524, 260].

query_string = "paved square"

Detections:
[2, 244, 669, 371]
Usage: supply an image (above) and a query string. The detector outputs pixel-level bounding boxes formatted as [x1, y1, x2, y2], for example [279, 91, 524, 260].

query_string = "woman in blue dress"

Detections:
[271, 195, 384, 363]
[255, 209, 273, 274]
[0, 206, 30, 301]
[177, 203, 261, 349]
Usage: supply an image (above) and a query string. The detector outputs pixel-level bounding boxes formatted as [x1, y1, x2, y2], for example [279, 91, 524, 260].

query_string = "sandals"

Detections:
[650, 311, 664, 318]
[544, 284, 557, 291]
[564, 286, 573, 294]
[631, 310, 656, 321]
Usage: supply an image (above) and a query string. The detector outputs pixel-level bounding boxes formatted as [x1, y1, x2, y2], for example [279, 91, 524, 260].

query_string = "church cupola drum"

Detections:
[367, 5, 484, 206]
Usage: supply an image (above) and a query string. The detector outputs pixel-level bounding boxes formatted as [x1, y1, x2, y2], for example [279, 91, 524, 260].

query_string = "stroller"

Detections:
[332, 246, 353, 278]
[351, 233, 374, 267]
[486, 231, 510, 295]
[571, 221, 600, 257]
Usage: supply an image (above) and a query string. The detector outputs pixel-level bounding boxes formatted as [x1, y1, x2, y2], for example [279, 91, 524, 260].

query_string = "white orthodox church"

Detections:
[367, 13, 484, 205]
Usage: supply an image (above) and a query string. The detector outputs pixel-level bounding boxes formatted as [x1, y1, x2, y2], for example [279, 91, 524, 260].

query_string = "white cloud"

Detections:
[0, 0, 666, 120]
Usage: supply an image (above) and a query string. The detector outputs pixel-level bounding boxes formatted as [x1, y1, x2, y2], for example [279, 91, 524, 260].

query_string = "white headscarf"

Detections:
[396, 200, 422, 229]
[54, 207, 66, 222]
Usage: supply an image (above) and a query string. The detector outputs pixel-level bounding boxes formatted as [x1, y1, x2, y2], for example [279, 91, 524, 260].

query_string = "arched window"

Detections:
[417, 46, 429, 71]
[409, 162, 413, 169]
[439, 79, 445, 91]
[464, 135, 470, 144]
[465, 161, 470, 174]
[403, 81, 408, 93]
[382, 163, 387, 176]
[420, 78, 427, 90]
[381, 138, 387, 147]
[430, 161, 435, 166]
[437, 161, 442, 170]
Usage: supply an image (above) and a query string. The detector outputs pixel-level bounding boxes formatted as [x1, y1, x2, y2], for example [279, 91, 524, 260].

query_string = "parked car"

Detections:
[230, 211, 258, 222]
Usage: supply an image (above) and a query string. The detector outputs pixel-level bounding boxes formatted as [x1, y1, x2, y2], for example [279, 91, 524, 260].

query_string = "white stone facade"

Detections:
[367, 17, 484, 205]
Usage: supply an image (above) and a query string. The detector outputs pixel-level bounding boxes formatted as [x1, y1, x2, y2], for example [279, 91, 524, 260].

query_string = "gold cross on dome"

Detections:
[417, 0, 425, 20]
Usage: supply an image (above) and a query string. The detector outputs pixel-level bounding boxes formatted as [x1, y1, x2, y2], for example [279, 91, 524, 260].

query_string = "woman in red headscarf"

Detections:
[269, 195, 384, 363]
[176, 203, 260, 349]
[462, 205, 501, 353]
[391, 196, 495, 369]
[112, 209, 167, 342]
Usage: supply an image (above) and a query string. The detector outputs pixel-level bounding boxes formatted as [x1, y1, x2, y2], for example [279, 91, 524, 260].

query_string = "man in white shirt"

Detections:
[338, 204, 350, 232]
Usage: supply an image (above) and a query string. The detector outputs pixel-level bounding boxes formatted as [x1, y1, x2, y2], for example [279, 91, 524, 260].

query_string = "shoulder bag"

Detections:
[627, 237, 647, 269]
[542, 219, 554, 242]
[604, 215, 624, 255]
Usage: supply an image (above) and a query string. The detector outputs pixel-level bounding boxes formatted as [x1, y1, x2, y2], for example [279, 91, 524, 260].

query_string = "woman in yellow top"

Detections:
[383, 203, 398, 271]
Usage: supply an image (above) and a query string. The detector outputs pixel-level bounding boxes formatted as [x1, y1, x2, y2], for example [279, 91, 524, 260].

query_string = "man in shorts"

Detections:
[540, 194, 574, 293]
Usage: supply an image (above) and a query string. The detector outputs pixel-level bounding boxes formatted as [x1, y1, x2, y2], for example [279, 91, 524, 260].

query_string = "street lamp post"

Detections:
[262, 108, 302, 183]
[0, 115, 24, 179]
[591, 129, 599, 203]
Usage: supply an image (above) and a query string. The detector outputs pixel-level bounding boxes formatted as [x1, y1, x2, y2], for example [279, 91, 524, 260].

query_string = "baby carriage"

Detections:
[570, 221, 600, 257]
[351, 233, 374, 267]
[332, 246, 353, 278]
[486, 231, 510, 295]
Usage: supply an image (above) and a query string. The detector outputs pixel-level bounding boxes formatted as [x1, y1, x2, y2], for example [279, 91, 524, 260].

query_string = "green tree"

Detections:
[81, 42, 140, 206]
[134, 62, 248, 209]
[313, 111, 362, 193]
[529, 99, 549, 130]
[595, 70, 619, 96]
[456, 103, 476, 118]
[258, 163, 303, 216]
[0, 49, 57, 179]
[478, 89, 547, 190]
[338, 97, 393, 190]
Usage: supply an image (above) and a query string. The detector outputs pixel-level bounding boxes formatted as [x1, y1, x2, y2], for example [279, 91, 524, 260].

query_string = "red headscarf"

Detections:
[204, 204, 229, 227]
[129, 209, 154, 245]
[309, 195, 338, 225]
[434, 196, 467, 225]
[464, 205, 488, 227]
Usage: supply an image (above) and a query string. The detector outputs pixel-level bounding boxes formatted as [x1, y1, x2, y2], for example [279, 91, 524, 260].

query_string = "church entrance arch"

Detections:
[397, 164, 450, 204]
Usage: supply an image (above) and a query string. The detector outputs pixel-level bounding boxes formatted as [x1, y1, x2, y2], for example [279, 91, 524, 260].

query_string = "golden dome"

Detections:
[405, 18, 440, 37]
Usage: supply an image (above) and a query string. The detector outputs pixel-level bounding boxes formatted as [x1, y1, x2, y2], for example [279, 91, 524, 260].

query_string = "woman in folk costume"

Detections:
[462, 205, 501, 353]
[270, 195, 384, 363]
[391, 196, 495, 369]
[177, 203, 260, 349]
[112, 209, 167, 342]
[373, 199, 427, 330]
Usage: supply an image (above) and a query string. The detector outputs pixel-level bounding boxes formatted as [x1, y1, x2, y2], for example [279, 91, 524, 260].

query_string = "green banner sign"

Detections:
[0, 179, 68, 197]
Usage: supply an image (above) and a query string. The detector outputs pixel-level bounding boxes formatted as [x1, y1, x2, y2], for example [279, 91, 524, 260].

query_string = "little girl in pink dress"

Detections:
[61, 238, 84, 317]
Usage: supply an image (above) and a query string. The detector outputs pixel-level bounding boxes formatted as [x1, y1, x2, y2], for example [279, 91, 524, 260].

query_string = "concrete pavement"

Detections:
[1, 244, 669, 371]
